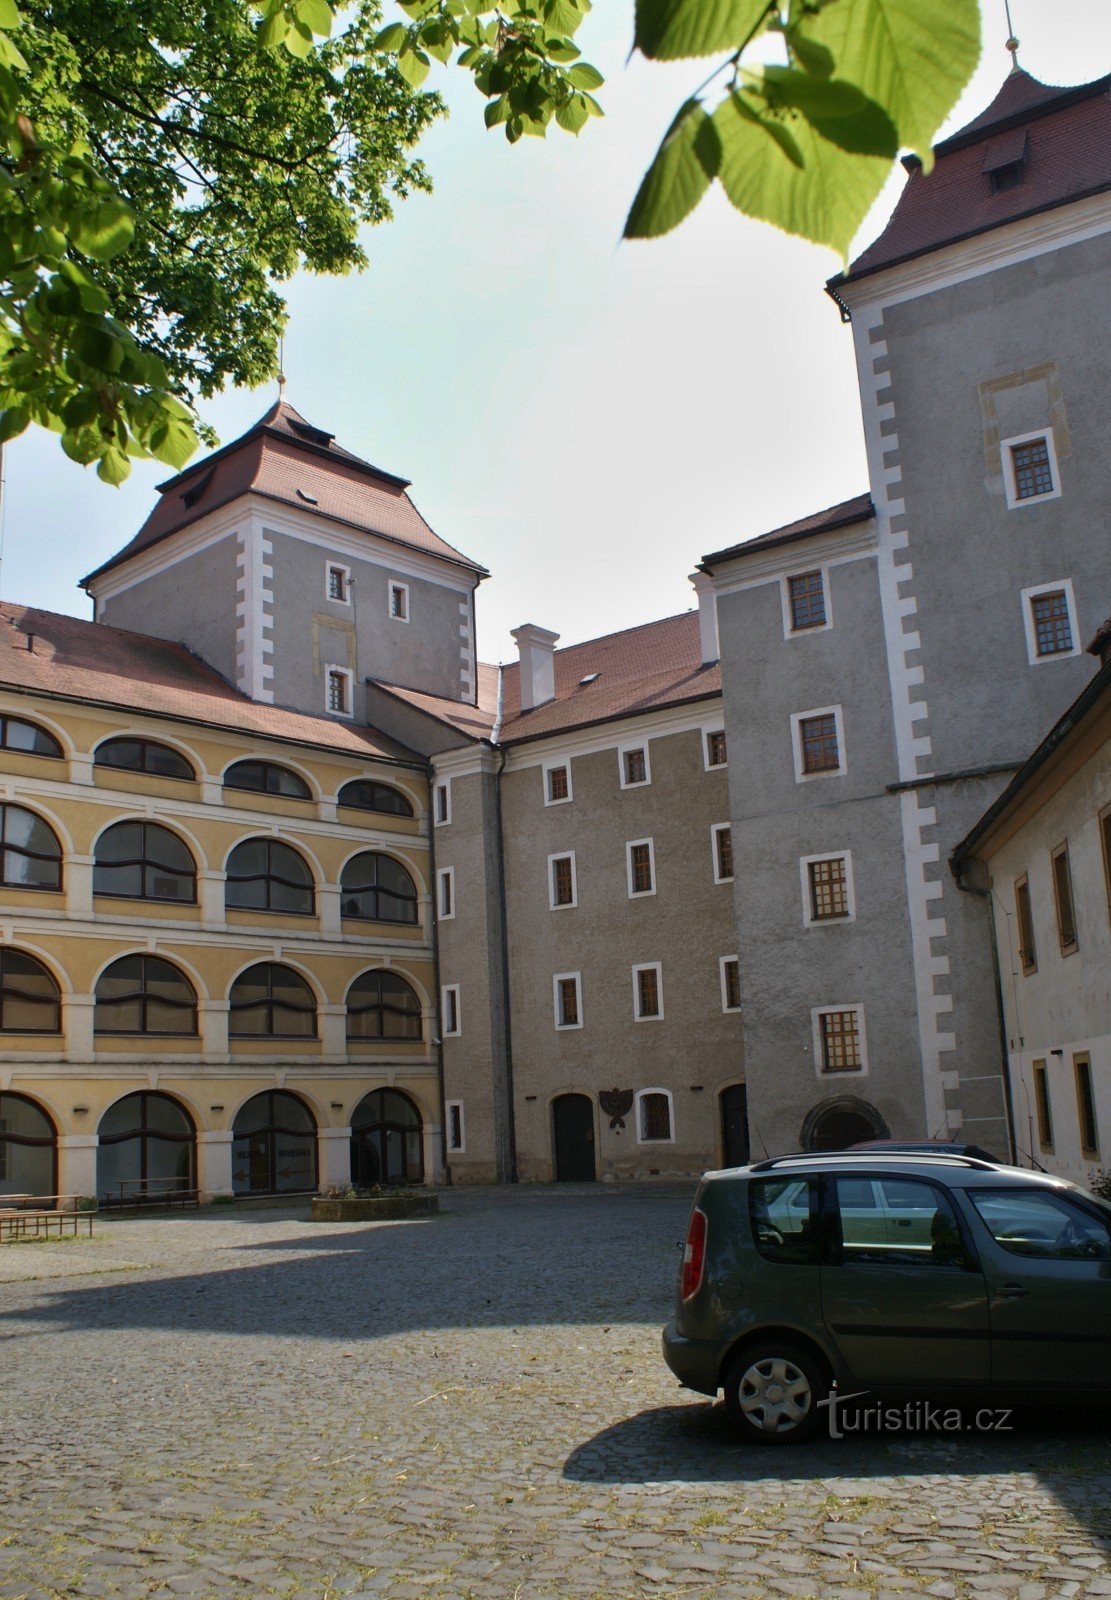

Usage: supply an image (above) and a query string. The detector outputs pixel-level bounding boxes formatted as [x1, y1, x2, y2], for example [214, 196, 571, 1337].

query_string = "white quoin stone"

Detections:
[511, 624, 560, 710]
[689, 572, 719, 665]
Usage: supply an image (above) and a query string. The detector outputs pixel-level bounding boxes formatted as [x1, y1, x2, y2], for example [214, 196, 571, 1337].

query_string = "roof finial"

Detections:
[1003, 0, 1020, 70]
[277, 333, 286, 396]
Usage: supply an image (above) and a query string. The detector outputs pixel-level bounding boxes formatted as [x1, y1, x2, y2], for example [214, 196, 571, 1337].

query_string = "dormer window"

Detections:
[983, 129, 1027, 194]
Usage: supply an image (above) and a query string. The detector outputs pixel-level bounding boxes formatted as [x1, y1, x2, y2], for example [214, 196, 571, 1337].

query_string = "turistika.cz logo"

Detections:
[818, 1386, 1013, 1438]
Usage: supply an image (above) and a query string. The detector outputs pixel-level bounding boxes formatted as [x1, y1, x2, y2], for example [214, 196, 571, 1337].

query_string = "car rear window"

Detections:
[968, 1188, 1111, 1260]
[749, 1178, 819, 1265]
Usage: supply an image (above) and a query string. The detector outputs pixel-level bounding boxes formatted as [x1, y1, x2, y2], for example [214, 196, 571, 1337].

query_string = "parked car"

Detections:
[663, 1152, 1111, 1444]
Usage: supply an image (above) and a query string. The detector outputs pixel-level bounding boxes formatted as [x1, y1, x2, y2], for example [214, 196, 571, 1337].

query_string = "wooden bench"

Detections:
[100, 1178, 200, 1215]
[0, 1195, 95, 1243]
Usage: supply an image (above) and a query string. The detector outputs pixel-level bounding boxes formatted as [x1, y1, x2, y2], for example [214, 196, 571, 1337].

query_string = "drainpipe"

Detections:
[952, 860, 1019, 1164]
[424, 759, 450, 1186]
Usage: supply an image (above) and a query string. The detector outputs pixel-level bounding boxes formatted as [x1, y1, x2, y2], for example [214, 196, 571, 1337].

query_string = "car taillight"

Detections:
[681, 1207, 707, 1300]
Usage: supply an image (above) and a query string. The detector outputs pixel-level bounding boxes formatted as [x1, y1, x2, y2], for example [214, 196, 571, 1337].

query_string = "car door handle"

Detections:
[998, 1283, 1027, 1299]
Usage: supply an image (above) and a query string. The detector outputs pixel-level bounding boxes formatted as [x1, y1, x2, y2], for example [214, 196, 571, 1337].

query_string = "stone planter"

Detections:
[311, 1193, 439, 1222]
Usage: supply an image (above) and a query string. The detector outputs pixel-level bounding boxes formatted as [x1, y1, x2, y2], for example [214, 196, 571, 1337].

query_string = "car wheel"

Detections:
[722, 1341, 828, 1445]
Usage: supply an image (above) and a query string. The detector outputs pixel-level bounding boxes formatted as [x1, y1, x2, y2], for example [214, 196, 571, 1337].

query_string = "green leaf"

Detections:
[73, 324, 124, 371]
[554, 92, 588, 133]
[713, 88, 889, 257]
[375, 21, 409, 49]
[792, 0, 980, 166]
[484, 95, 511, 127]
[566, 61, 603, 89]
[0, 29, 27, 69]
[97, 446, 131, 486]
[71, 199, 135, 262]
[757, 66, 898, 157]
[296, 0, 333, 36]
[0, 405, 29, 442]
[543, 0, 584, 33]
[624, 100, 720, 239]
[257, 10, 288, 48]
[283, 20, 315, 57]
[148, 410, 199, 470]
[635, 0, 771, 62]
[395, 46, 431, 85]
[0, 0, 22, 29]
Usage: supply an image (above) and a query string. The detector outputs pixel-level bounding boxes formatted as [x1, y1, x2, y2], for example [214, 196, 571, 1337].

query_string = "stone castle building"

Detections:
[0, 68, 1108, 1196]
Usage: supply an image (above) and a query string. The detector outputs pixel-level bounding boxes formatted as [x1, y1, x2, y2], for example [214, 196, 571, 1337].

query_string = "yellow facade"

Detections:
[0, 688, 441, 1202]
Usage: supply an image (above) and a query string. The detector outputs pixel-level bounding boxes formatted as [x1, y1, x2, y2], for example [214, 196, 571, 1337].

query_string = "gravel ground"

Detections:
[0, 1185, 1108, 1600]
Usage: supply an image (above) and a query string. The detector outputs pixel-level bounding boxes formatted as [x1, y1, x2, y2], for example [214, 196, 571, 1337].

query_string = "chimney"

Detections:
[689, 572, 719, 665]
[511, 623, 560, 710]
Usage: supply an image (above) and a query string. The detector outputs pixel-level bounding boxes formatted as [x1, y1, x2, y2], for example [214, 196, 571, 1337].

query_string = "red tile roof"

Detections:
[81, 399, 487, 586]
[371, 673, 500, 743]
[702, 493, 874, 567]
[0, 602, 419, 764]
[835, 71, 1111, 287]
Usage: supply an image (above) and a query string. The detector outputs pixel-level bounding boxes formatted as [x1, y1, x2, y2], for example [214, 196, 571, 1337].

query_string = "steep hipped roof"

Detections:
[81, 399, 488, 587]
[701, 493, 874, 568]
[833, 70, 1111, 288]
[0, 602, 418, 763]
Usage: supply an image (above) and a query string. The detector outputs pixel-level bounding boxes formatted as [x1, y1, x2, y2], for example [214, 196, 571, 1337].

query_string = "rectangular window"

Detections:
[720, 956, 741, 1013]
[442, 984, 460, 1037]
[1033, 1059, 1053, 1150]
[807, 856, 850, 922]
[434, 780, 451, 826]
[1030, 590, 1073, 657]
[545, 763, 571, 804]
[549, 852, 576, 910]
[326, 667, 351, 716]
[1074, 1055, 1099, 1158]
[633, 963, 663, 1021]
[799, 713, 840, 774]
[326, 564, 349, 603]
[816, 1007, 864, 1073]
[1051, 842, 1078, 955]
[627, 839, 655, 897]
[620, 745, 650, 787]
[389, 581, 409, 622]
[711, 824, 733, 883]
[1010, 437, 1054, 500]
[554, 972, 582, 1030]
[1015, 875, 1036, 974]
[788, 570, 827, 631]
[706, 729, 727, 768]
[637, 1091, 672, 1143]
[437, 866, 454, 920]
[446, 1100, 465, 1154]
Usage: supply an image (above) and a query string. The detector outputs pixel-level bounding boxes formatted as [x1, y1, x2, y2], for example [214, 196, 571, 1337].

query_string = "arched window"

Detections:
[0, 804, 61, 891]
[340, 853, 418, 924]
[224, 760, 311, 800]
[337, 779, 414, 818]
[95, 956, 198, 1035]
[95, 738, 195, 781]
[232, 1091, 317, 1194]
[93, 822, 196, 903]
[97, 1092, 195, 1199]
[225, 839, 314, 915]
[229, 963, 316, 1038]
[0, 1093, 57, 1197]
[801, 1098, 887, 1153]
[0, 716, 62, 759]
[350, 1089, 423, 1187]
[347, 971, 422, 1041]
[0, 950, 61, 1033]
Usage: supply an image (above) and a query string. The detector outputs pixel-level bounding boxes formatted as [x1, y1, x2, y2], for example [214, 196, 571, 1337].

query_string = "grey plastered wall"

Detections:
[265, 529, 474, 718]
[98, 535, 240, 683]
[714, 542, 926, 1156]
[499, 719, 744, 1182]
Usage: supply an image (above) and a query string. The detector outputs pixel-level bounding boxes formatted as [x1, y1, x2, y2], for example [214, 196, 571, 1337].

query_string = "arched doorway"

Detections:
[97, 1092, 195, 1200]
[350, 1090, 424, 1187]
[801, 1097, 888, 1153]
[552, 1094, 595, 1182]
[719, 1084, 749, 1167]
[231, 1091, 317, 1195]
[0, 1093, 57, 1197]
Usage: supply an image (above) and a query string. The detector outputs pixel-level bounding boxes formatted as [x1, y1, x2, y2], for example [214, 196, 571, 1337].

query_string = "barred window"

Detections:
[1, 717, 62, 759]
[1033, 1060, 1053, 1149]
[347, 971, 422, 1041]
[808, 857, 849, 921]
[818, 1009, 863, 1073]
[629, 842, 653, 895]
[623, 747, 648, 785]
[713, 825, 734, 882]
[229, 963, 316, 1038]
[0, 805, 62, 891]
[788, 571, 826, 631]
[635, 966, 661, 1020]
[94, 822, 196, 903]
[800, 714, 840, 774]
[638, 1091, 672, 1142]
[95, 955, 197, 1036]
[1015, 875, 1037, 973]
[557, 976, 579, 1027]
[1051, 843, 1078, 954]
[226, 839, 314, 916]
[327, 565, 348, 601]
[551, 855, 575, 907]
[1030, 591, 1073, 656]
[1011, 438, 1054, 500]
[327, 669, 350, 714]
[722, 958, 741, 1012]
[340, 852, 418, 924]
[547, 765, 569, 802]
[1075, 1055, 1099, 1157]
[706, 730, 727, 767]
[0, 950, 61, 1033]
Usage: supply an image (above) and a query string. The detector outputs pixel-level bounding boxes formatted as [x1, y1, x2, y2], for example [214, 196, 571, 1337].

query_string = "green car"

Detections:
[663, 1152, 1111, 1444]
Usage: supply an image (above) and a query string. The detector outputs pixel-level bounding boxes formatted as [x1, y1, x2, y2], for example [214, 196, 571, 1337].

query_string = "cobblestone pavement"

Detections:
[1, 1187, 1108, 1600]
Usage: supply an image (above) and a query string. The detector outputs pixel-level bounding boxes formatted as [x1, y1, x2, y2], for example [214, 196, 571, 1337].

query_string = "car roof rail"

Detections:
[747, 1152, 1000, 1173]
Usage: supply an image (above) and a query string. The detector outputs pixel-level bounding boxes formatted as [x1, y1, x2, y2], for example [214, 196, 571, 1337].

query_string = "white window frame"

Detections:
[634, 1087, 675, 1145]
[433, 778, 451, 827]
[719, 955, 742, 1013]
[1001, 428, 1062, 510]
[791, 704, 846, 783]
[703, 724, 728, 771]
[800, 851, 857, 927]
[625, 837, 656, 899]
[811, 1003, 868, 1078]
[618, 741, 652, 790]
[632, 961, 664, 1022]
[547, 850, 578, 912]
[542, 758, 573, 806]
[1020, 579, 1081, 666]
[780, 565, 832, 639]
[388, 580, 410, 623]
[441, 983, 461, 1038]
[553, 970, 583, 1031]
[436, 865, 455, 921]
[325, 560, 351, 605]
[325, 664, 353, 719]
[445, 1099, 465, 1154]
[710, 822, 734, 885]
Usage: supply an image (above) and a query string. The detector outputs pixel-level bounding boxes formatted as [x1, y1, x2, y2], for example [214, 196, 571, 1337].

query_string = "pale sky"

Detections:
[2, 2, 1108, 666]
